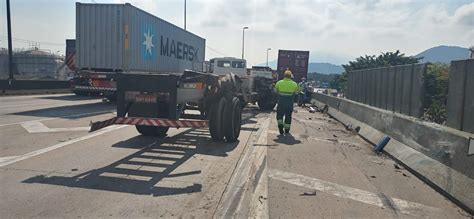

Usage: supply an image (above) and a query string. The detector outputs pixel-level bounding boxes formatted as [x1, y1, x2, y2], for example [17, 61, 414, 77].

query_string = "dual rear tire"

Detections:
[209, 96, 242, 142]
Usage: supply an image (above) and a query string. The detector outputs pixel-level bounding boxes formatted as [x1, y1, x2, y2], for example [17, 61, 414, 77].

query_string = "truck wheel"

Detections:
[223, 97, 242, 142]
[209, 97, 227, 141]
[136, 126, 169, 137]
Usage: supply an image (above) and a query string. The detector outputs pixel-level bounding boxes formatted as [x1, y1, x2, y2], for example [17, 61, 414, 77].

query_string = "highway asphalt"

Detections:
[0, 94, 470, 218]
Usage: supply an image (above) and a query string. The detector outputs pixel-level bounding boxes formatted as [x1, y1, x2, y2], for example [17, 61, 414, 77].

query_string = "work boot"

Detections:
[285, 128, 290, 134]
[279, 127, 284, 135]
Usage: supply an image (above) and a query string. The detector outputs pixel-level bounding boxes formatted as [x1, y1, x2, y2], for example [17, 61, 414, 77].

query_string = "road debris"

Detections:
[258, 195, 267, 204]
[372, 160, 384, 165]
[394, 163, 402, 170]
[308, 107, 316, 113]
[402, 173, 410, 178]
[300, 191, 317, 196]
[370, 175, 376, 178]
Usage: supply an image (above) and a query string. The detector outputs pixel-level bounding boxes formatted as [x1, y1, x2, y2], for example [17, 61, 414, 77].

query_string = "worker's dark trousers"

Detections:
[276, 95, 294, 134]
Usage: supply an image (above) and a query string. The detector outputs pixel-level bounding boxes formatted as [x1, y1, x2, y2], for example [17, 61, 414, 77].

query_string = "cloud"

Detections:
[453, 2, 474, 26]
[1, 0, 471, 67]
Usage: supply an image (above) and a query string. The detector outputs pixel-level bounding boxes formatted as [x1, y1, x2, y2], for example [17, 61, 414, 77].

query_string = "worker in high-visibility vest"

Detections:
[274, 69, 299, 135]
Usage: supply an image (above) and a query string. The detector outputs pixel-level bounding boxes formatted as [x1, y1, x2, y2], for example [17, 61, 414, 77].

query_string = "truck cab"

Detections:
[250, 66, 274, 79]
[209, 57, 247, 77]
[207, 57, 277, 111]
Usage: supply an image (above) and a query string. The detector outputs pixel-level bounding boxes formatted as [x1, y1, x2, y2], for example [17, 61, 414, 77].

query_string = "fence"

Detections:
[446, 59, 474, 133]
[346, 63, 426, 118]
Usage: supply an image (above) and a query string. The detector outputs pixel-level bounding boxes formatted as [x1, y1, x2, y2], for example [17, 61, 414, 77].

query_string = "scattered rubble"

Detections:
[394, 164, 402, 170]
[300, 191, 317, 196]
[372, 160, 384, 165]
[258, 195, 267, 204]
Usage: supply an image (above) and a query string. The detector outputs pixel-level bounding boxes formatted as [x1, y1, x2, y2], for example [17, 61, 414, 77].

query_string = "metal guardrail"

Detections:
[0, 79, 70, 91]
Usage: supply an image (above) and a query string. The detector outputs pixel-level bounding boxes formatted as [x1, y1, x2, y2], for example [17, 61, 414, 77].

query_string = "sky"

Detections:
[0, 0, 473, 66]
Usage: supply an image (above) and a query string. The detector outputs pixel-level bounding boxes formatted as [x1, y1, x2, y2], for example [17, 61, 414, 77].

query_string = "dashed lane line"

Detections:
[268, 168, 442, 217]
[0, 125, 126, 168]
[0, 110, 114, 127]
[21, 121, 91, 133]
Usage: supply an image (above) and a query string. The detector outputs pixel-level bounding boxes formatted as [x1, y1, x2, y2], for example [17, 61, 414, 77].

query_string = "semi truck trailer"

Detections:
[82, 3, 242, 142]
[277, 50, 310, 83]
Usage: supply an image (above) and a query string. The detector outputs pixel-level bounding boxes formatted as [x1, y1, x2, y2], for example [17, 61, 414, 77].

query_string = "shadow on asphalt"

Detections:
[9, 102, 115, 119]
[23, 128, 240, 196]
[22, 105, 264, 196]
[36, 94, 102, 101]
[273, 134, 302, 145]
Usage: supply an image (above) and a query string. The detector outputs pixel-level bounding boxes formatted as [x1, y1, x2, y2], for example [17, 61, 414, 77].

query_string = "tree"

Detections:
[342, 50, 422, 72]
[423, 63, 449, 124]
[333, 50, 422, 93]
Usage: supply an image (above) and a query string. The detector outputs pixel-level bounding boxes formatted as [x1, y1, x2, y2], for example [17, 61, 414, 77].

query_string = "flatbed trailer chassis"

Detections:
[90, 70, 242, 142]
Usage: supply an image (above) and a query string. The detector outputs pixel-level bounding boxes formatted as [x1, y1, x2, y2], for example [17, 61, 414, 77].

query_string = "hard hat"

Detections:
[284, 70, 292, 78]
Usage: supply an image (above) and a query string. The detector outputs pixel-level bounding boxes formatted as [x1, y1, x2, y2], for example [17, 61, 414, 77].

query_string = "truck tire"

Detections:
[131, 102, 169, 137]
[135, 126, 169, 137]
[223, 97, 242, 142]
[209, 97, 227, 141]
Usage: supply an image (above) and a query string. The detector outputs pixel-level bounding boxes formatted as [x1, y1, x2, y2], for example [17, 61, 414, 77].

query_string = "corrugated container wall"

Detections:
[76, 3, 206, 73]
[277, 50, 309, 82]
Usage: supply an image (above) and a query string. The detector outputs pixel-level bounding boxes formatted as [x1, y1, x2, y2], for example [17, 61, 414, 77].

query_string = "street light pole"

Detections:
[241, 27, 248, 59]
[266, 48, 271, 67]
[184, 0, 186, 30]
[6, 0, 14, 80]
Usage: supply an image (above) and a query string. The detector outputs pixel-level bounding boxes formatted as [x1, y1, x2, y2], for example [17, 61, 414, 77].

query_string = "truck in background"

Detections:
[277, 50, 310, 83]
[66, 39, 117, 97]
[208, 57, 277, 110]
[250, 66, 278, 110]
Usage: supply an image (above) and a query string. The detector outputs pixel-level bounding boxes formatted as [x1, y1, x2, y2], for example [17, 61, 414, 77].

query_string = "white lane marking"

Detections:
[0, 156, 20, 163]
[0, 110, 114, 127]
[21, 121, 92, 133]
[268, 168, 442, 217]
[0, 125, 126, 168]
[0, 102, 73, 109]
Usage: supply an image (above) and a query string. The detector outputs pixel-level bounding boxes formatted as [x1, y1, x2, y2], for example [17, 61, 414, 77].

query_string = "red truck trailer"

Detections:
[276, 50, 310, 83]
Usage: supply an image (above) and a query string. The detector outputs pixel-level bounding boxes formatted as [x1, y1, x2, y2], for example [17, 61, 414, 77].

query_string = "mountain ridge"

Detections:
[257, 45, 471, 75]
[415, 45, 470, 63]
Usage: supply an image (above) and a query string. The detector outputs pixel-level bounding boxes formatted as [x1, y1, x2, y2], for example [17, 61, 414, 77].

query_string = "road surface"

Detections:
[0, 94, 470, 218]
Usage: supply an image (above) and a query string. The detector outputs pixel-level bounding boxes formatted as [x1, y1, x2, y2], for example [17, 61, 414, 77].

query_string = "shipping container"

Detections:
[276, 50, 309, 82]
[76, 3, 206, 73]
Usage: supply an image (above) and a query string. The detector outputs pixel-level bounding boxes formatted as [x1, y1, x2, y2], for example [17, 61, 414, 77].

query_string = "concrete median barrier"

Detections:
[311, 93, 474, 215]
